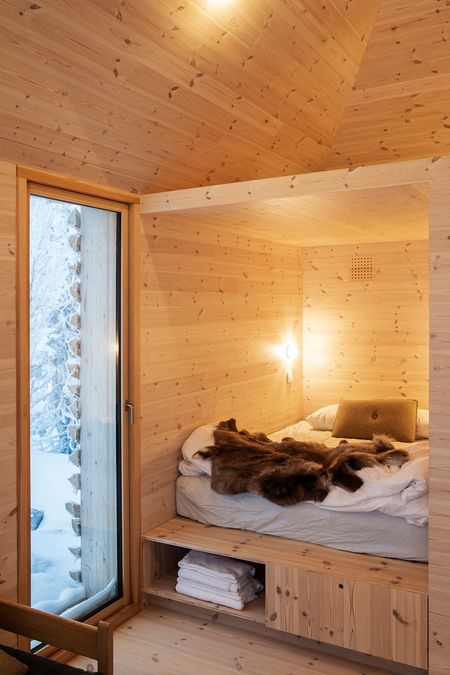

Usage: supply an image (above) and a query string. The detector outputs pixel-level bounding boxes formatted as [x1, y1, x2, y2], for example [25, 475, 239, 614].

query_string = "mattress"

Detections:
[176, 420, 428, 561]
[176, 476, 428, 561]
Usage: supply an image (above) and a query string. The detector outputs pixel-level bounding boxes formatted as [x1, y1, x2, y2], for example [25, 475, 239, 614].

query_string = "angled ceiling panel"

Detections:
[0, 0, 380, 192]
[329, 0, 450, 169]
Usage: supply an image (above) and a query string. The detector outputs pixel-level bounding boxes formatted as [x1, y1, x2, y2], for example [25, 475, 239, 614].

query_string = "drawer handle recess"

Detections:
[392, 609, 409, 626]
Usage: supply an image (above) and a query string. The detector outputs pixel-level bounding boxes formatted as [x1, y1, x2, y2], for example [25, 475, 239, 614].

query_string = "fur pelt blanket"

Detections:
[195, 419, 409, 507]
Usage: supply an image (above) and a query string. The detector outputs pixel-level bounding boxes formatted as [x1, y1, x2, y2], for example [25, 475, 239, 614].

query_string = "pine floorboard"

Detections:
[70, 606, 400, 675]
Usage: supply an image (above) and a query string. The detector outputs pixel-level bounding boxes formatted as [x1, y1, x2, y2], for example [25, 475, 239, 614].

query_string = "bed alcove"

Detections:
[138, 156, 450, 675]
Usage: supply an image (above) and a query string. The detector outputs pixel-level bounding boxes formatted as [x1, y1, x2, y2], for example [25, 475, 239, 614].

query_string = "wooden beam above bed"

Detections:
[140, 156, 450, 214]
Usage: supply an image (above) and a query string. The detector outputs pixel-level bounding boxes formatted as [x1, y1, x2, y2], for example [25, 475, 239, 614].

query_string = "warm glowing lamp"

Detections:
[272, 338, 299, 384]
[285, 343, 298, 363]
[208, 0, 232, 6]
[284, 341, 298, 383]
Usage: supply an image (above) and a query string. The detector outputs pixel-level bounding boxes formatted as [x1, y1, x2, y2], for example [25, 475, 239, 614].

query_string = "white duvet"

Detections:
[178, 421, 429, 526]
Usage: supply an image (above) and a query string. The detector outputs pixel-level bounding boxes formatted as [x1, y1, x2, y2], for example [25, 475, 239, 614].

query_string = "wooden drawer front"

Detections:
[266, 565, 427, 669]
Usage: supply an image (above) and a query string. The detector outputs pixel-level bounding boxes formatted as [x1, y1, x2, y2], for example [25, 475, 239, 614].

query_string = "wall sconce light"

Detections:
[285, 343, 298, 363]
[273, 338, 299, 384]
[284, 341, 298, 384]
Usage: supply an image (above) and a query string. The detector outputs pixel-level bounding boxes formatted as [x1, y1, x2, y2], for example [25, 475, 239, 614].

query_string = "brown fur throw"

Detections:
[195, 419, 409, 507]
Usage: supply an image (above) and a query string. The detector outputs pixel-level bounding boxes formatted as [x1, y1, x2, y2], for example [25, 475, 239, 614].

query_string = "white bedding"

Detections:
[178, 420, 429, 526]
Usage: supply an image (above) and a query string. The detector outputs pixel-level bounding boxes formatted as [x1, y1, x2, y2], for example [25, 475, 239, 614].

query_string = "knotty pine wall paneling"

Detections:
[429, 180, 450, 675]
[140, 213, 303, 531]
[302, 240, 429, 415]
[0, 160, 17, 644]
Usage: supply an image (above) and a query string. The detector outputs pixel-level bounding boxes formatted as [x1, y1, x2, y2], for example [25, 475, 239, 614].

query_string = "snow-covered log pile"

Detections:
[65, 207, 82, 582]
[30, 198, 85, 614]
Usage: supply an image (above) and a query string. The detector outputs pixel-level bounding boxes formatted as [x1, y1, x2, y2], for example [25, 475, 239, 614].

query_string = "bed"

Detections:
[0, 598, 112, 675]
[177, 417, 429, 562]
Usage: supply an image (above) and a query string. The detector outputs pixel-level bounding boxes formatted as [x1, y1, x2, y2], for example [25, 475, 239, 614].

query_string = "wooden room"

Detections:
[0, 2, 450, 675]
[139, 164, 431, 672]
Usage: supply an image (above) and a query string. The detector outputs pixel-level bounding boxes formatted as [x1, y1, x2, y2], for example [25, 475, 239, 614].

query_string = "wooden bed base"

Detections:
[0, 598, 113, 675]
[142, 516, 428, 670]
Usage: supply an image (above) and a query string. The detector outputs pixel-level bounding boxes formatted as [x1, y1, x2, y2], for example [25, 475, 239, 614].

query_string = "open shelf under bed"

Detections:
[142, 516, 428, 670]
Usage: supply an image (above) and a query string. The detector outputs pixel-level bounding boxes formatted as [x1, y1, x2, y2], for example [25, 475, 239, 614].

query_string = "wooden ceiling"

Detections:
[329, 0, 450, 168]
[0, 0, 380, 192]
[150, 184, 429, 246]
[0, 0, 447, 193]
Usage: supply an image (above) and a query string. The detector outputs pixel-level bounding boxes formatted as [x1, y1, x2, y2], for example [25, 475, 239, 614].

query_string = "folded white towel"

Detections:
[176, 577, 259, 604]
[175, 578, 262, 609]
[178, 550, 255, 581]
[178, 567, 263, 593]
[176, 580, 244, 609]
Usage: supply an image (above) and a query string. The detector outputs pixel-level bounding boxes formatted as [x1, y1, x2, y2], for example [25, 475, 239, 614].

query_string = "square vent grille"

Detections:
[350, 256, 373, 281]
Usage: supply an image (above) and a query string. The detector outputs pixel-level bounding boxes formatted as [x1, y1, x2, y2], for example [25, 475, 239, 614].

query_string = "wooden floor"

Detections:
[71, 606, 403, 675]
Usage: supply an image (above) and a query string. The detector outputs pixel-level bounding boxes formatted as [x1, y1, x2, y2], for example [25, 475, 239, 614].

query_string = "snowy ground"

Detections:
[31, 449, 86, 615]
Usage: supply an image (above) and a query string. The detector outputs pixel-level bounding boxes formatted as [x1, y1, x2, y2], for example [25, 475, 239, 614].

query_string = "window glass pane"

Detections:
[29, 194, 121, 621]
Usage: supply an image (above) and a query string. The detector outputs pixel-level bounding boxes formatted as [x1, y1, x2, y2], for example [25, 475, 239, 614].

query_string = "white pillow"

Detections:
[178, 422, 217, 476]
[416, 408, 429, 438]
[305, 403, 429, 439]
[305, 404, 338, 431]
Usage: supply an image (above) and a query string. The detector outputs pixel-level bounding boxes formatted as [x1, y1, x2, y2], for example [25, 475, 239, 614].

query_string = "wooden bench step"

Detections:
[143, 516, 427, 595]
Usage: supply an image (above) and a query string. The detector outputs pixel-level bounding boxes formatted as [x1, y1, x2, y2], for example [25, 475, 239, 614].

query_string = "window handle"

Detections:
[125, 400, 135, 425]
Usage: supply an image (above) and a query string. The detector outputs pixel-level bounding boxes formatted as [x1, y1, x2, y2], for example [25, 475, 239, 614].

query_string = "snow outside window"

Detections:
[29, 194, 122, 621]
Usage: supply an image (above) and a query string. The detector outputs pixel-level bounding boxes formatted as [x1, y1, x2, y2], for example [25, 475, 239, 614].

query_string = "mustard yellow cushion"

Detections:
[0, 649, 29, 675]
[332, 398, 418, 442]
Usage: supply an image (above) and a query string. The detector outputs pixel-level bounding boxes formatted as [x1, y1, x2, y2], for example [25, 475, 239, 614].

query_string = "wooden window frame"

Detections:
[16, 168, 141, 654]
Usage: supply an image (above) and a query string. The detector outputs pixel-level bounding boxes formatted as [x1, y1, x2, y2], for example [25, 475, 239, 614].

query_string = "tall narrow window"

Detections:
[28, 190, 124, 621]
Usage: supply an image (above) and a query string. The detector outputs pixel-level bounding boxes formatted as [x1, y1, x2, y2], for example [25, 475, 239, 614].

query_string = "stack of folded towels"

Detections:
[175, 550, 263, 610]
